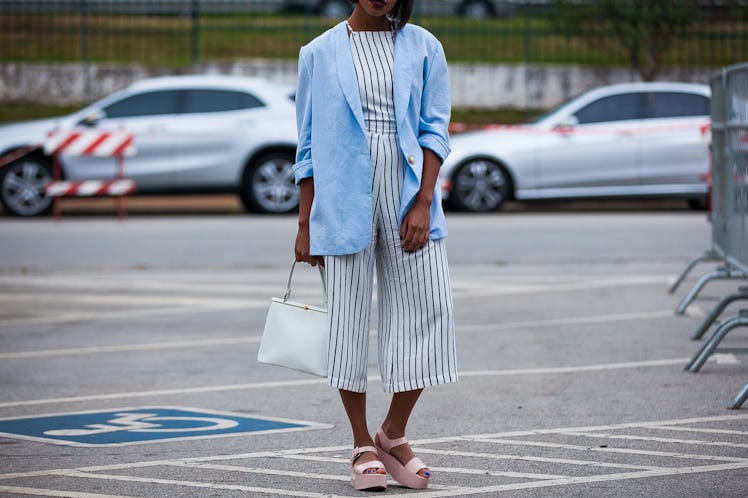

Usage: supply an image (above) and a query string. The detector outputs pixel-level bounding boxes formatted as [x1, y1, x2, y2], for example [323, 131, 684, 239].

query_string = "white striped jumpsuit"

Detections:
[325, 24, 458, 394]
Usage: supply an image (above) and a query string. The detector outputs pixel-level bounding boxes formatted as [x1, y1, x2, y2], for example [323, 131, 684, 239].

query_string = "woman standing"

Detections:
[293, 0, 457, 491]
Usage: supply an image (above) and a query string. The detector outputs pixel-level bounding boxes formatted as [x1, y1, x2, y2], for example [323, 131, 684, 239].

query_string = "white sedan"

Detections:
[441, 82, 711, 212]
[0, 75, 298, 216]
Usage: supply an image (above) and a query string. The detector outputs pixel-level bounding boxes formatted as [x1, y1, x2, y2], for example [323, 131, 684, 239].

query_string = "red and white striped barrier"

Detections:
[43, 128, 137, 220]
[45, 179, 136, 198]
[44, 129, 136, 157]
[448, 121, 711, 137]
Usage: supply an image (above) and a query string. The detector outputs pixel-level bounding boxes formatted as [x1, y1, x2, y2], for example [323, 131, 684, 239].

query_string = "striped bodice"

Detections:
[347, 24, 396, 135]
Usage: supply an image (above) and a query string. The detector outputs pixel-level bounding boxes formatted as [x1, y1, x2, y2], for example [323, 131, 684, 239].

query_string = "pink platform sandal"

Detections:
[374, 428, 431, 489]
[350, 446, 387, 491]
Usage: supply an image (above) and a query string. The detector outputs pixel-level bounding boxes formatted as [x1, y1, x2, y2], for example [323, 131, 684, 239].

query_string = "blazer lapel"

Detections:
[335, 22, 366, 131]
[393, 26, 412, 132]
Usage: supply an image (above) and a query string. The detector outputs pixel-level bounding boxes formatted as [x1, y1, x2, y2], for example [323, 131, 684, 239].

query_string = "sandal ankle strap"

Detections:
[376, 428, 408, 452]
[351, 445, 379, 461]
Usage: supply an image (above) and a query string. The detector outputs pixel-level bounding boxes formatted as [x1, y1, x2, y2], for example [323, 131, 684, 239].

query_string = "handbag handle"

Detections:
[283, 261, 327, 306]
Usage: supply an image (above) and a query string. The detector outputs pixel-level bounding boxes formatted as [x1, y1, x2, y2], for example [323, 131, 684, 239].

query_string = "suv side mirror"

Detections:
[555, 115, 579, 134]
[79, 109, 105, 127]
[557, 115, 579, 128]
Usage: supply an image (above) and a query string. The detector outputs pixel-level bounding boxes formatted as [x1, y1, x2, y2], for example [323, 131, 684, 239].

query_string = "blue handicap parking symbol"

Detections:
[0, 406, 327, 447]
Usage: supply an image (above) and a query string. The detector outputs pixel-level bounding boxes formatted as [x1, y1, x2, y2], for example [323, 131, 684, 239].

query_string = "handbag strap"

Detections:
[283, 261, 327, 306]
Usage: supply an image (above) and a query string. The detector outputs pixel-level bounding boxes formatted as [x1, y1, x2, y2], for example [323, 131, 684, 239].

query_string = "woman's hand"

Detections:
[295, 223, 324, 266]
[400, 148, 441, 253]
[295, 178, 323, 266]
[400, 198, 430, 252]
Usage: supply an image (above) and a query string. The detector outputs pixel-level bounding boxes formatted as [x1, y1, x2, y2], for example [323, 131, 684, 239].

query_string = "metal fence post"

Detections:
[523, 1, 531, 117]
[81, 0, 91, 99]
[191, 0, 201, 66]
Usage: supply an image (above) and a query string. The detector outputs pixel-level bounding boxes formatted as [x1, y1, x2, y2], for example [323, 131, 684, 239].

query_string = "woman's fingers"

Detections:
[401, 222, 429, 252]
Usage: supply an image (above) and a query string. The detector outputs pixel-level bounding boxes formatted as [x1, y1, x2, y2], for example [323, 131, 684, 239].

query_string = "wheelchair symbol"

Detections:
[43, 412, 239, 437]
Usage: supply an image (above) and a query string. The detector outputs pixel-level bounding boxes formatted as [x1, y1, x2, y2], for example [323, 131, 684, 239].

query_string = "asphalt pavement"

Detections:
[0, 209, 746, 497]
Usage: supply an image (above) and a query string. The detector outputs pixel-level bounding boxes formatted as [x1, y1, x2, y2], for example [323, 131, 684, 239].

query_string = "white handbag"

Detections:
[257, 261, 329, 377]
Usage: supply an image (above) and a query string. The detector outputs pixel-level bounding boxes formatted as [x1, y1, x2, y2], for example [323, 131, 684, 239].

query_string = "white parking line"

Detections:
[1, 309, 689, 356]
[169, 461, 460, 491]
[458, 414, 748, 442]
[0, 486, 137, 498]
[2, 292, 253, 308]
[452, 275, 670, 298]
[414, 447, 660, 471]
[54, 470, 352, 498]
[0, 303, 260, 327]
[459, 310, 683, 333]
[169, 460, 351, 483]
[0, 274, 283, 295]
[0, 337, 261, 359]
[474, 438, 747, 463]
[651, 426, 748, 436]
[274, 454, 567, 481]
[559, 431, 748, 449]
[0, 358, 691, 408]
[414, 462, 748, 496]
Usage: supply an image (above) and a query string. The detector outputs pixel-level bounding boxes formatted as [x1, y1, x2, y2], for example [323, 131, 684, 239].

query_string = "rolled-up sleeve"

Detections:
[418, 41, 451, 163]
[293, 46, 314, 184]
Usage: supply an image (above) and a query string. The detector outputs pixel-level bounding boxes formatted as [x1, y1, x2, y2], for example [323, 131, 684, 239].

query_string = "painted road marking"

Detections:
[274, 453, 568, 480]
[51, 470, 353, 498]
[0, 309, 689, 358]
[0, 407, 328, 447]
[0, 337, 261, 359]
[0, 414, 745, 497]
[413, 447, 661, 471]
[2, 292, 257, 308]
[0, 273, 684, 329]
[651, 426, 748, 436]
[414, 462, 748, 497]
[0, 304, 256, 328]
[474, 437, 746, 463]
[0, 486, 138, 498]
[458, 310, 683, 333]
[0, 357, 693, 409]
[559, 431, 748, 449]
[167, 461, 461, 491]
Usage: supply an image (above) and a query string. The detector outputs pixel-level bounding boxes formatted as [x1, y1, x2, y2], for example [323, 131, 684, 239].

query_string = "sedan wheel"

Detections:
[0, 155, 54, 216]
[241, 152, 299, 214]
[449, 159, 511, 212]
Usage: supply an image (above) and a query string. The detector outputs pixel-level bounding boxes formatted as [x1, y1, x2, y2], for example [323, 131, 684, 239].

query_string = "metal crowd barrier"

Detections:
[677, 62, 748, 409]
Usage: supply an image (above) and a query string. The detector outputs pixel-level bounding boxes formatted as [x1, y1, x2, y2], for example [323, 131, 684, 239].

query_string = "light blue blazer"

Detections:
[293, 21, 451, 256]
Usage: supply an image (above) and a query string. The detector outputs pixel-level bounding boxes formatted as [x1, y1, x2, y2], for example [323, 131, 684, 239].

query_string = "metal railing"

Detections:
[1, 0, 746, 67]
[675, 62, 748, 409]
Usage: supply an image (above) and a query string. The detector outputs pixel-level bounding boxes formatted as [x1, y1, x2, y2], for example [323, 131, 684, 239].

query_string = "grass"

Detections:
[1, 13, 745, 68]
[0, 103, 535, 126]
[0, 104, 81, 124]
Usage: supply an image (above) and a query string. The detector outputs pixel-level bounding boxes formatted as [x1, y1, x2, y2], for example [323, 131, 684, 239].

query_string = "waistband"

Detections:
[365, 119, 397, 136]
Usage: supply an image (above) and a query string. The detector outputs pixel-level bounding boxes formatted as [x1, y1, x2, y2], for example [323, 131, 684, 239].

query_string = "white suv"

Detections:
[0, 75, 298, 216]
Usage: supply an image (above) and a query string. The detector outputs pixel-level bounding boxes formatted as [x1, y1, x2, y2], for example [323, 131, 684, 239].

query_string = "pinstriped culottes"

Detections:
[325, 131, 458, 393]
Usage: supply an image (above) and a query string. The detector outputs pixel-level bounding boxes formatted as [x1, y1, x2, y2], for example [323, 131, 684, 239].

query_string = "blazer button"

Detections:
[407, 155, 415, 165]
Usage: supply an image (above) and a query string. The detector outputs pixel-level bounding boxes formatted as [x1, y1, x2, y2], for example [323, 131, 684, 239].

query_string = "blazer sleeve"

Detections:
[418, 40, 451, 163]
[293, 46, 314, 184]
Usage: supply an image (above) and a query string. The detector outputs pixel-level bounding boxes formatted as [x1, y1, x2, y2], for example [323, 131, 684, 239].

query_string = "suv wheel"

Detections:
[448, 159, 511, 212]
[240, 152, 299, 214]
[0, 155, 54, 216]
